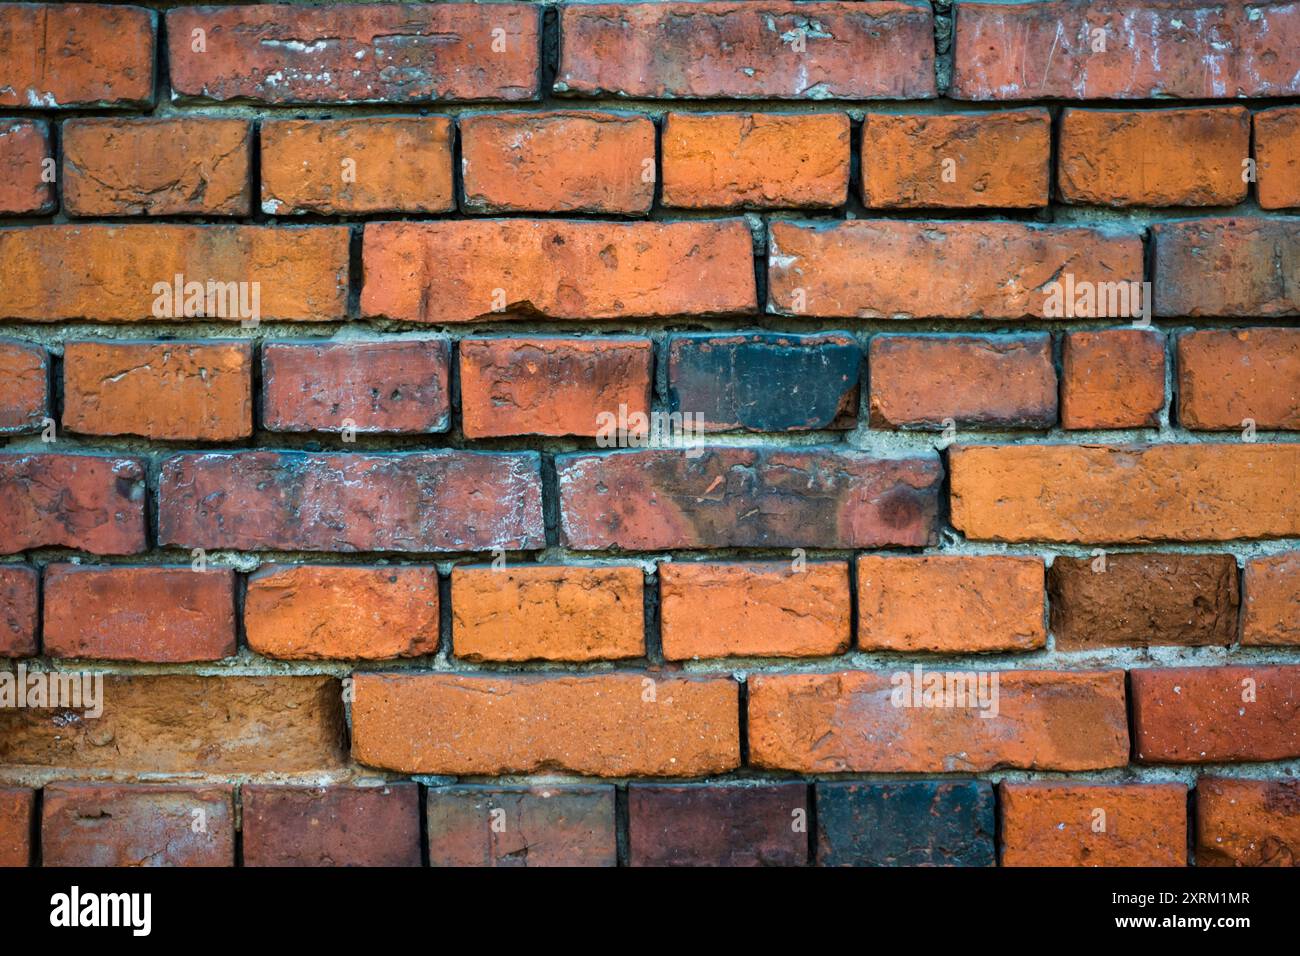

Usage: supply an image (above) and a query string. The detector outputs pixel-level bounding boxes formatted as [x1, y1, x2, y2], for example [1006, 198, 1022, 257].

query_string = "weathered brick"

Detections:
[43, 564, 237, 662]
[816, 781, 995, 867]
[0, 565, 37, 658]
[661, 112, 850, 209]
[459, 337, 652, 439]
[63, 118, 252, 217]
[427, 786, 616, 867]
[62, 340, 253, 442]
[1000, 783, 1188, 867]
[261, 340, 450, 435]
[158, 451, 544, 553]
[0, 789, 32, 866]
[0, 340, 48, 434]
[1049, 553, 1238, 650]
[1152, 218, 1300, 317]
[1061, 329, 1165, 430]
[352, 672, 740, 777]
[1196, 777, 1300, 867]
[1177, 328, 1300, 431]
[1256, 107, 1300, 210]
[1058, 108, 1250, 207]
[0, 454, 146, 555]
[0, 3, 155, 108]
[461, 111, 654, 215]
[556, 447, 942, 550]
[1244, 553, 1300, 646]
[242, 785, 421, 868]
[856, 555, 1046, 653]
[362, 219, 756, 322]
[953, 0, 1300, 100]
[659, 561, 850, 660]
[628, 784, 808, 867]
[0, 120, 54, 214]
[667, 332, 861, 432]
[950, 443, 1300, 543]
[749, 669, 1129, 772]
[41, 783, 235, 867]
[860, 110, 1050, 208]
[768, 220, 1142, 319]
[245, 565, 440, 660]
[168, 3, 541, 103]
[0, 675, 345, 772]
[452, 565, 644, 662]
[868, 334, 1057, 429]
[1132, 666, 1300, 763]
[261, 118, 453, 215]
[0, 225, 349, 323]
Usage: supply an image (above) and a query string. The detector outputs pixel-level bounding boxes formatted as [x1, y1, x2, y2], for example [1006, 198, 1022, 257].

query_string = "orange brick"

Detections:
[0, 340, 48, 434]
[1243, 553, 1300, 646]
[1256, 107, 1300, 210]
[0, 120, 54, 214]
[0, 454, 147, 555]
[0, 789, 34, 867]
[1177, 328, 1300, 431]
[0, 565, 37, 658]
[1152, 217, 1299, 317]
[1197, 777, 1300, 867]
[1061, 329, 1165, 430]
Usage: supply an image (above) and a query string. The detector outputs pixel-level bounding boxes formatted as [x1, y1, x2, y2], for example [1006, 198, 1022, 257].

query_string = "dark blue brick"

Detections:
[815, 781, 995, 866]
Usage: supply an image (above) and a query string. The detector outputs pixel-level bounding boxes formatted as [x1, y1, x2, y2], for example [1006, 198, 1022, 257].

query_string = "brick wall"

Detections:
[0, 0, 1298, 867]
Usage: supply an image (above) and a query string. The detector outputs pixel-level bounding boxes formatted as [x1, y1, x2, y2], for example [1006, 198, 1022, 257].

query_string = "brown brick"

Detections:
[43, 564, 236, 663]
[1256, 107, 1300, 210]
[1244, 553, 1300, 647]
[459, 337, 652, 439]
[242, 785, 421, 868]
[261, 118, 453, 215]
[1000, 783, 1188, 867]
[352, 672, 740, 777]
[950, 443, 1300, 543]
[1061, 329, 1165, 430]
[63, 118, 252, 217]
[0, 454, 146, 555]
[628, 784, 808, 867]
[452, 565, 644, 662]
[1197, 777, 1300, 867]
[261, 340, 450, 434]
[245, 565, 440, 661]
[748, 669, 1129, 772]
[62, 340, 253, 442]
[0, 340, 48, 434]
[427, 786, 616, 867]
[856, 555, 1046, 653]
[0, 120, 54, 214]
[0, 565, 37, 658]
[1132, 666, 1300, 763]
[861, 110, 1050, 208]
[1153, 218, 1299, 317]
[41, 783, 234, 867]
[659, 561, 850, 660]
[661, 112, 849, 209]
[869, 334, 1057, 429]
[461, 111, 654, 215]
[1177, 328, 1300, 431]
[362, 219, 756, 323]
[0, 789, 33, 867]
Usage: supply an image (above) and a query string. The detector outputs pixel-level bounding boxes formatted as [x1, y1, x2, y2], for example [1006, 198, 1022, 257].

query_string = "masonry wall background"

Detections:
[0, 0, 1298, 867]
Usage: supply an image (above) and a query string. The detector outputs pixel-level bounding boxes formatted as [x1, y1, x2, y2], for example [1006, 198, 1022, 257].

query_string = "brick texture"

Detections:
[0, 340, 49, 435]
[0, 454, 146, 555]
[1244, 554, 1300, 646]
[1196, 777, 1300, 867]
[0, 120, 54, 215]
[427, 786, 616, 867]
[1060, 329, 1166, 430]
[1177, 328, 1300, 430]
[242, 785, 421, 867]
[0, 565, 38, 658]
[817, 782, 995, 867]
[628, 784, 808, 866]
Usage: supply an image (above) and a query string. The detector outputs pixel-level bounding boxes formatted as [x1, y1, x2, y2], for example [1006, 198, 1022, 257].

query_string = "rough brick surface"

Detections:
[817, 782, 996, 867]
[0, 565, 38, 658]
[242, 785, 421, 868]
[1196, 777, 1300, 867]
[1244, 554, 1300, 646]
[0, 340, 49, 435]
[1255, 107, 1300, 210]
[628, 784, 808, 867]
[1177, 328, 1300, 431]
[0, 454, 146, 555]
[1152, 218, 1300, 317]
[427, 786, 616, 867]
[0, 789, 33, 867]
[0, 120, 54, 215]
[1061, 329, 1166, 430]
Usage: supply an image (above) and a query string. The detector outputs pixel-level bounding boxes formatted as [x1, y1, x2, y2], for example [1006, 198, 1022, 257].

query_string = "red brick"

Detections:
[62, 340, 253, 442]
[1197, 777, 1300, 867]
[459, 336, 652, 439]
[1061, 329, 1165, 430]
[556, 447, 942, 550]
[427, 786, 616, 867]
[242, 785, 421, 868]
[41, 783, 234, 867]
[950, 443, 1300, 543]
[261, 340, 450, 434]
[0, 340, 48, 434]
[245, 565, 439, 660]
[749, 669, 1128, 772]
[557, 2, 935, 99]
[0, 3, 155, 108]
[1058, 108, 1250, 207]
[261, 118, 453, 215]
[1177, 328, 1300, 431]
[43, 564, 236, 663]
[63, 118, 252, 217]
[868, 334, 1057, 428]
[659, 561, 850, 660]
[0, 789, 32, 867]
[362, 219, 756, 323]
[1132, 666, 1300, 763]
[1153, 218, 1299, 317]
[158, 451, 544, 553]
[1255, 107, 1300, 210]
[0, 120, 54, 214]
[856, 555, 1046, 653]
[352, 672, 740, 777]
[628, 784, 808, 867]
[452, 565, 644, 662]
[461, 111, 655, 215]
[1000, 783, 1188, 867]
[0, 224, 349, 323]
[860, 110, 1050, 208]
[1244, 553, 1300, 646]
[953, 1, 1300, 100]
[768, 220, 1142, 319]
[167, 3, 540, 103]
[661, 112, 850, 209]
[0, 565, 37, 658]
[0, 454, 146, 555]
